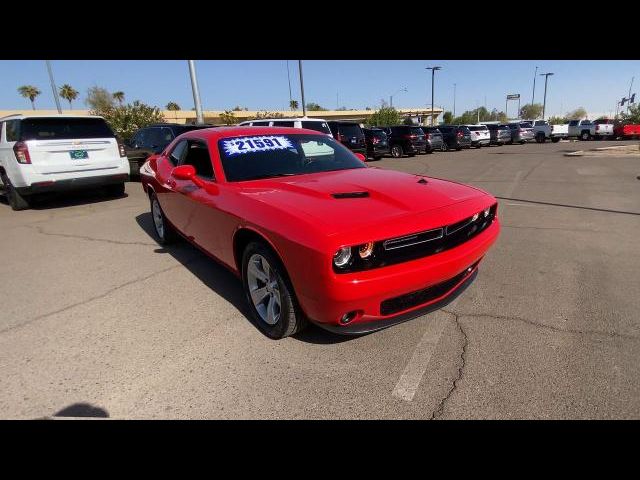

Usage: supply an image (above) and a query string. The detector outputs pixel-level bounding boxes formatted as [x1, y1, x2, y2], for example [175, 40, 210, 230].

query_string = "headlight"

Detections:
[333, 247, 352, 268]
[358, 242, 374, 259]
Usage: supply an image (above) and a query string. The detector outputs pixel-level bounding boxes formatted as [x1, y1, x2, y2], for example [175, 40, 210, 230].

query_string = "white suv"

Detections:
[0, 114, 130, 210]
[464, 125, 490, 148]
[238, 117, 333, 137]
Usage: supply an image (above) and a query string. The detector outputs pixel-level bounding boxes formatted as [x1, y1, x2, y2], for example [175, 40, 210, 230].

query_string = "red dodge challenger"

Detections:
[140, 127, 500, 339]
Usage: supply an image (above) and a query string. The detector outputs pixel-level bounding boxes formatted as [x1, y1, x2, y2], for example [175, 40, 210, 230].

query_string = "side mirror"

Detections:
[172, 165, 205, 188]
[355, 152, 367, 163]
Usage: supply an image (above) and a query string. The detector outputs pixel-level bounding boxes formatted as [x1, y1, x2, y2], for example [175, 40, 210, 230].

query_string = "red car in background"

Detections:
[614, 123, 640, 139]
[140, 127, 500, 339]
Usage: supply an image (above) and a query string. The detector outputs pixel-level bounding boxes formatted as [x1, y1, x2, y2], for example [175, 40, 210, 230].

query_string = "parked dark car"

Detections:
[327, 121, 366, 155]
[505, 122, 535, 144]
[125, 123, 215, 176]
[363, 128, 390, 160]
[420, 126, 445, 152]
[484, 124, 512, 146]
[437, 125, 472, 151]
[380, 125, 427, 158]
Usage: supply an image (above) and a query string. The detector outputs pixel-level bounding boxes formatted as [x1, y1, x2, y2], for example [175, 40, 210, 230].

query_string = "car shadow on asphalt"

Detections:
[134, 212, 352, 344]
[0, 189, 129, 210]
[52, 402, 110, 418]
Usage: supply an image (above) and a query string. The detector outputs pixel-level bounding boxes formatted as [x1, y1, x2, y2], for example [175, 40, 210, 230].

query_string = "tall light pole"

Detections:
[426, 66, 442, 126]
[45, 60, 62, 114]
[540, 72, 554, 120]
[188, 60, 204, 124]
[453, 83, 457, 119]
[531, 65, 538, 108]
[286, 60, 293, 110]
[389, 87, 407, 108]
[298, 60, 307, 117]
[627, 76, 635, 115]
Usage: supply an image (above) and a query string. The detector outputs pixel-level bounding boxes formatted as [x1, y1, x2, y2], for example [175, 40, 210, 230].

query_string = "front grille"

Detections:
[380, 261, 480, 316]
[334, 203, 497, 273]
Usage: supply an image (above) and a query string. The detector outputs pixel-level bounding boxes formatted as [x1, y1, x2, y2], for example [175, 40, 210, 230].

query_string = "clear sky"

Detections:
[1, 60, 638, 118]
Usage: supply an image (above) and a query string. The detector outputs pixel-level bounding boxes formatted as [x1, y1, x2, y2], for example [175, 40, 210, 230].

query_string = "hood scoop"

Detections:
[331, 191, 370, 199]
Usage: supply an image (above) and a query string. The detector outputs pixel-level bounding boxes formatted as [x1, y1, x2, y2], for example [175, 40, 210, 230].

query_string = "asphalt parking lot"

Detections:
[1, 140, 639, 419]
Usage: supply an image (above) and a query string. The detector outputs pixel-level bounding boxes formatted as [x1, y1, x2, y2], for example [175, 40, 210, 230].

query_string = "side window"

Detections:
[5, 120, 21, 142]
[0, 122, 4, 142]
[272, 121, 295, 127]
[159, 128, 174, 150]
[146, 128, 167, 152]
[169, 140, 188, 166]
[133, 129, 148, 148]
[180, 140, 214, 180]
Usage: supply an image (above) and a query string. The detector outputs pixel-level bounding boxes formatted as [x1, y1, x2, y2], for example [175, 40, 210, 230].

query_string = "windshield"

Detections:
[218, 134, 366, 182]
[19, 117, 115, 141]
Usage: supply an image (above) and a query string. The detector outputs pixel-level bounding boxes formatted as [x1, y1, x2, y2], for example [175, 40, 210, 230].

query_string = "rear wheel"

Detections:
[551, 137, 560, 143]
[391, 145, 404, 158]
[242, 242, 307, 339]
[1, 173, 30, 211]
[150, 192, 178, 245]
[373, 156, 382, 160]
[535, 133, 545, 143]
[441, 143, 449, 152]
[580, 131, 591, 141]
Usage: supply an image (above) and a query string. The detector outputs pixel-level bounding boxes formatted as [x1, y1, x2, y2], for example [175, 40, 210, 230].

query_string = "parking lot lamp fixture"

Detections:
[426, 66, 442, 126]
[188, 60, 204, 124]
[540, 72, 554, 120]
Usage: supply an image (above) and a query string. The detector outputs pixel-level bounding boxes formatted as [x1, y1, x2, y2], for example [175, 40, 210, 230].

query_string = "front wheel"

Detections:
[391, 145, 404, 158]
[551, 137, 560, 143]
[580, 131, 591, 141]
[535, 133, 546, 143]
[150, 192, 178, 245]
[441, 143, 449, 152]
[242, 242, 307, 339]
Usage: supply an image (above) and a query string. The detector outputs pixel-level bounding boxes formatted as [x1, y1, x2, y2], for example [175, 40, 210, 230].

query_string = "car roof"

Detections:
[240, 117, 328, 123]
[176, 126, 326, 141]
[0, 114, 105, 121]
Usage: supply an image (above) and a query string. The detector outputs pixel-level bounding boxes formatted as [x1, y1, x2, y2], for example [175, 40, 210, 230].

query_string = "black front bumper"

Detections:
[313, 268, 478, 335]
[16, 173, 129, 196]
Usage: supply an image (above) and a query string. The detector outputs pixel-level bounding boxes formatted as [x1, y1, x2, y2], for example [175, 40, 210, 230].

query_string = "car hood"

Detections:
[237, 167, 489, 236]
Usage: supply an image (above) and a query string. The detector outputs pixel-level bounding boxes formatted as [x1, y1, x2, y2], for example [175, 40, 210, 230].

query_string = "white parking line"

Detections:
[392, 315, 448, 402]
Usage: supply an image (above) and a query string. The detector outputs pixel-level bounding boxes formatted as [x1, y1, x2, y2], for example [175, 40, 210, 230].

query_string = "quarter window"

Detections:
[169, 140, 188, 166]
[180, 140, 214, 180]
[5, 120, 21, 142]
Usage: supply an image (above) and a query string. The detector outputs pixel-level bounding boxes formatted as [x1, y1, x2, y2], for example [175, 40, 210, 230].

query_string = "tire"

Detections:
[149, 191, 178, 245]
[242, 241, 307, 339]
[535, 133, 545, 143]
[475, 144, 482, 149]
[408, 153, 416, 157]
[373, 156, 382, 161]
[391, 145, 404, 158]
[1, 173, 30, 211]
[105, 182, 125, 197]
[441, 143, 449, 152]
[580, 131, 591, 141]
[551, 137, 560, 143]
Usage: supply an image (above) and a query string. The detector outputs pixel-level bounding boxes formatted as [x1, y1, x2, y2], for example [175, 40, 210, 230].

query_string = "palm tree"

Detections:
[18, 85, 41, 110]
[289, 100, 299, 111]
[59, 84, 79, 110]
[166, 102, 180, 111]
[112, 91, 125, 105]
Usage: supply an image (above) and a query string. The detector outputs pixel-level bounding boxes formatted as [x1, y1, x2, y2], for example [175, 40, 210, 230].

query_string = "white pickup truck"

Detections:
[526, 119, 569, 143]
[567, 119, 615, 140]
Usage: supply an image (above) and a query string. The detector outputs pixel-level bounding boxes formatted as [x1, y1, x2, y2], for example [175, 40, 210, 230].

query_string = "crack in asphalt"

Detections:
[0, 259, 198, 335]
[430, 311, 467, 420]
[29, 225, 157, 247]
[441, 309, 640, 342]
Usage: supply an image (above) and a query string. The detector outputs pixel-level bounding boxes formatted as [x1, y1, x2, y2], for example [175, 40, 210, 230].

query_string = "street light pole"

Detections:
[188, 60, 204, 124]
[453, 83, 456, 119]
[389, 87, 407, 108]
[426, 66, 442, 126]
[299, 60, 307, 117]
[540, 72, 554, 120]
[45, 60, 62, 114]
[286, 60, 293, 109]
[531, 65, 538, 108]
